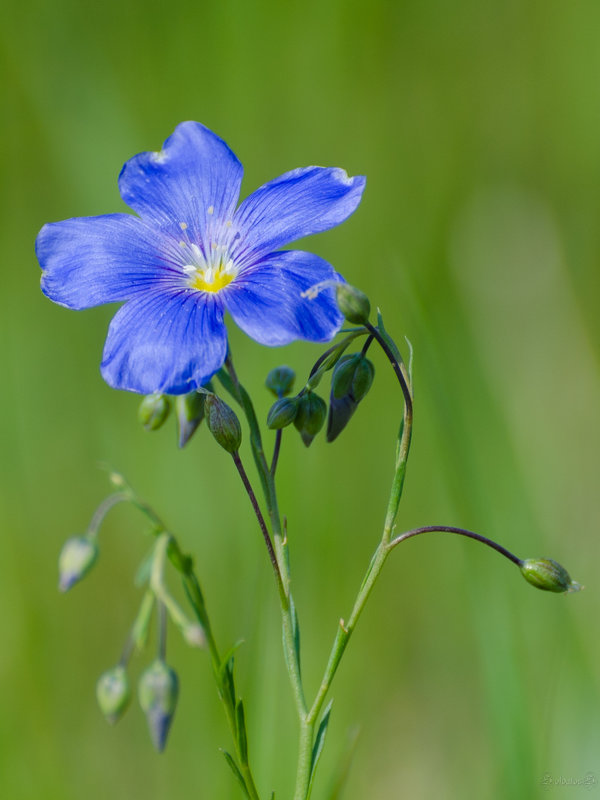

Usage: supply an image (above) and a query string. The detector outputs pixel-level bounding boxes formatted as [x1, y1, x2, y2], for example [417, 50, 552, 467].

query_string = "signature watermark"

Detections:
[541, 772, 598, 791]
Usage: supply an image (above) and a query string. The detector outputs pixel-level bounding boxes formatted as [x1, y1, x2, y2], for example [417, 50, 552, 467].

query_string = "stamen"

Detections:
[179, 222, 188, 230]
[207, 205, 214, 215]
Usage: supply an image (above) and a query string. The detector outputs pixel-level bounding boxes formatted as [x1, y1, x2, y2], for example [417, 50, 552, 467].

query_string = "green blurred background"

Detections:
[1, 0, 599, 797]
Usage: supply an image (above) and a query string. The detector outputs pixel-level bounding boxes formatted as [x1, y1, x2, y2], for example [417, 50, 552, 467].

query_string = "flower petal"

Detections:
[100, 289, 227, 394]
[118, 122, 243, 240]
[224, 250, 344, 346]
[37, 214, 185, 309]
[231, 167, 365, 264]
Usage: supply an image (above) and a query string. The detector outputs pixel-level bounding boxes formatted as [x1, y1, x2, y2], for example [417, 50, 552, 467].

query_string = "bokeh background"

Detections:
[2, 1, 599, 798]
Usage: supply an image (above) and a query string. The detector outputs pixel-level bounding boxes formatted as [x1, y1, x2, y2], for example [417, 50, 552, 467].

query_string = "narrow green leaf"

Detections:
[235, 699, 248, 763]
[217, 656, 236, 710]
[404, 336, 414, 385]
[221, 750, 250, 798]
[308, 699, 334, 797]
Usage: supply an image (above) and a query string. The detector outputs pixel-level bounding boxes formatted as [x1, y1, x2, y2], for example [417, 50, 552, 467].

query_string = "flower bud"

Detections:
[138, 394, 171, 432]
[520, 558, 582, 593]
[293, 391, 327, 447]
[205, 395, 242, 453]
[175, 391, 205, 448]
[335, 284, 370, 325]
[58, 535, 98, 592]
[96, 665, 131, 724]
[267, 397, 298, 429]
[265, 366, 296, 397]
[327, 354, 375, 441]
[138, 659, 179, 752]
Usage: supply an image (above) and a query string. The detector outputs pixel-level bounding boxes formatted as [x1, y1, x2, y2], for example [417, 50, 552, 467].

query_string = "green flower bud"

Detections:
[327, 354, 375, 442]
[265, 366, 296, 397]
[335, 283, 371, 325]
[293, 391, 327, 447]
[138, 659, 179, 752]
[351, 356, 375, 402]
[96, 665, 131, 725]
[520, 558, 582, 593]
[175, 391, 205, 448]
[58, 535, 98, 592]
[267, 397, 299, 429]
[205, 395, 242, 453]
[138, 394, 171, 431]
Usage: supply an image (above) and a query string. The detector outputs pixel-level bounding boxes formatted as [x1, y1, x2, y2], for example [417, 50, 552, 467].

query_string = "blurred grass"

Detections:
[1, 0, 599, 797]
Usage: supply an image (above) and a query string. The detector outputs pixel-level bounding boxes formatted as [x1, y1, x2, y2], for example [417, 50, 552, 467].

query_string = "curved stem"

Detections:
[87, 492, 130, 537]
[389, 525, 523, 566]
[365, 321, 413, 420]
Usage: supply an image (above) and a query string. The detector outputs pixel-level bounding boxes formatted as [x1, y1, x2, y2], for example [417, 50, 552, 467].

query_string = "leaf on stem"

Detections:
[235, 699, 249, 763]
[308, 699, 334, 797]
[221, 750, 251, 799]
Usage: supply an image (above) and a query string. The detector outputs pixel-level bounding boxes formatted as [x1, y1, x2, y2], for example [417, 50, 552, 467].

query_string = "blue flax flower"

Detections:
[37, 122, 365, 394]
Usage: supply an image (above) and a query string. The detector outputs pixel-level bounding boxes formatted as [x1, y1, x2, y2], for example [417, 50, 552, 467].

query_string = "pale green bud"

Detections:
[294, 391, 327, 447]
[138, 394, 171, 431]
[205, 395, 242, 453]
[520, 558, 582, 593]
[267, 397, 298, 429]
[335, 284, 371, 325]
[58, 535, 98, 592]
[138, 660, 179, 752]
[96, 665, 131, 724]
[175, 391, 205, 448]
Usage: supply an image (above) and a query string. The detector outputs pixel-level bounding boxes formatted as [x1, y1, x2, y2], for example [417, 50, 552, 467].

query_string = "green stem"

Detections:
[293, 375, 413, 800]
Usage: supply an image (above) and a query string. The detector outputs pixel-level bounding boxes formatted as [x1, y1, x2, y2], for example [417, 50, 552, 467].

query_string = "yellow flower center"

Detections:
[190, 265, 235, 293]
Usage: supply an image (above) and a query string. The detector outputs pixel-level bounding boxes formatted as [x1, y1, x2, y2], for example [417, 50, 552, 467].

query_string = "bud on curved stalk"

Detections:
[267, 397, 299, 429]
[96, 665, 131, 724]
[58, 535, 98, 592]
[265, 365, 296, 397]
[327, 354, 375, 442]
[138, 394, 171, 432]
[175, 391, 205, 448]
[205, 395, 242, 453]
[335, 283, 371, 325]
[294, 391, 327, 447]
[138, 659, 179, 752]
[520, 558, 582, 593]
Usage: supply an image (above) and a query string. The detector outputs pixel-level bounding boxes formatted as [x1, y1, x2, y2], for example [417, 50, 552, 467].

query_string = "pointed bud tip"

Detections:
[205, 395, 242, 453]
[139, 660, 179, 752]
[58, 536, 98, 592]
[520, 558, 582, 594]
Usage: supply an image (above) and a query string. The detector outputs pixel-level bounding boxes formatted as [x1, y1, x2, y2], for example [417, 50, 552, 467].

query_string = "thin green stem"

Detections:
[87, 492, 130, 537]
[389, 525, 523, 566]
[231, 450, 284, 596]
[293, 336, 414, 800]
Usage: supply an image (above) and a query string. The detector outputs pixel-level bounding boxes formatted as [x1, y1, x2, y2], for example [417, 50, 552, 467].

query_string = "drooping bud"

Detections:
[138, 394, 171, 432]
[205, 395, 242, 453]
[327, 354, 375, 442]
[175, 391, 205, 448]
[138, 659, 179, 752]
[96, 665, 131, 724]
[335, 284, 371, 325]
[520, 558, 582, 593]
[293, 391, 327, 447]
[265, 366, 296, 397]
[58, 535, 98, 592]
[267, 397, 299, 430]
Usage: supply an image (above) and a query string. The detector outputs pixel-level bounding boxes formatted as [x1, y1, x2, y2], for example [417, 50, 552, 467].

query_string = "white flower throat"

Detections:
[179, 219, 238, 293]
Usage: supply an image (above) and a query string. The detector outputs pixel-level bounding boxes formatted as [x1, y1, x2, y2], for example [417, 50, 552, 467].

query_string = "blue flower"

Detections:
[37, 122, 366, 394]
